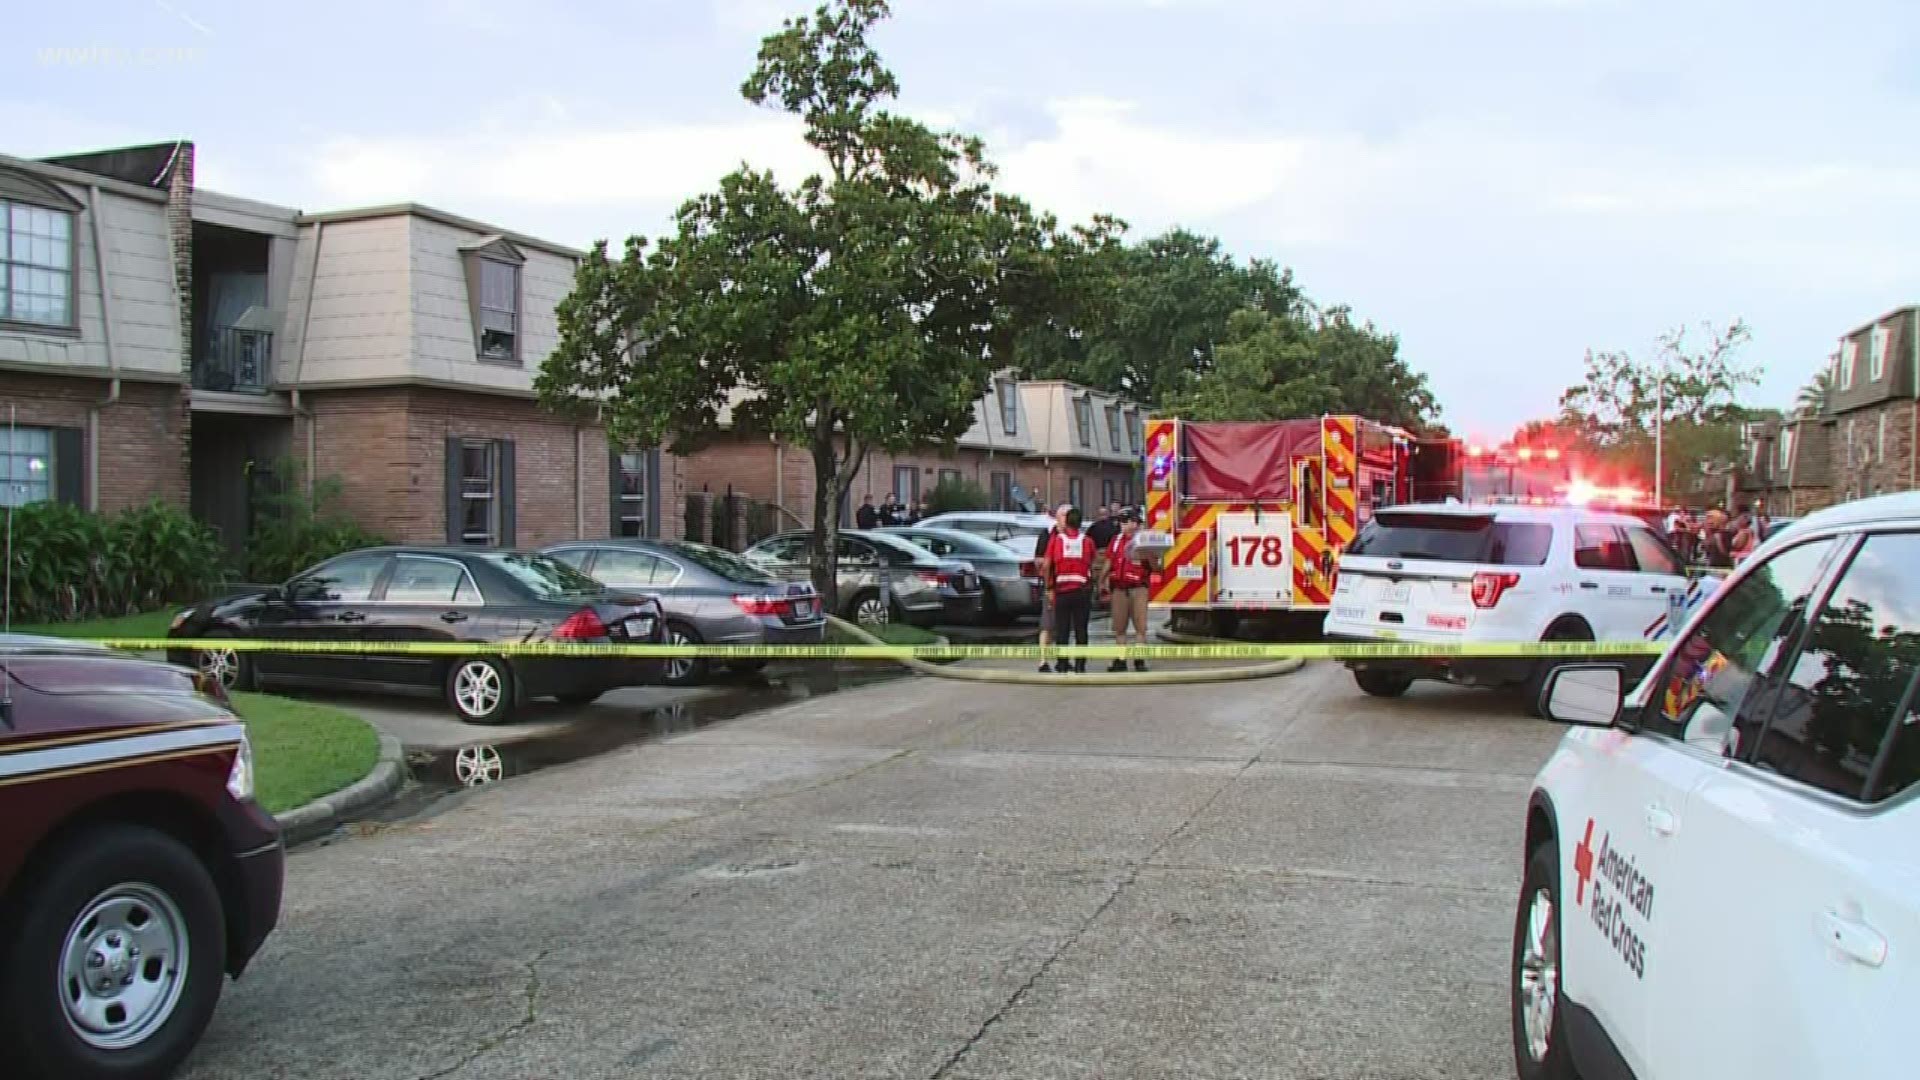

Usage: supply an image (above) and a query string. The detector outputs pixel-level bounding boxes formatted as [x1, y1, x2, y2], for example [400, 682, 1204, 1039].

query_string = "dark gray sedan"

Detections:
[877, 526, 1042, 623]
[543, 539, 825, 686]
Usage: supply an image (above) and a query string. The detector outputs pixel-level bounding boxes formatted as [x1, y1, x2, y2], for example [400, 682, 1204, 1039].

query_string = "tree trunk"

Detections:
[807, 421, 867, 617]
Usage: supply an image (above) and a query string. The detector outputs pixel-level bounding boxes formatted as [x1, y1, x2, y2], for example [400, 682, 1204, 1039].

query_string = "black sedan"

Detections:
[166, 547, 665, 724]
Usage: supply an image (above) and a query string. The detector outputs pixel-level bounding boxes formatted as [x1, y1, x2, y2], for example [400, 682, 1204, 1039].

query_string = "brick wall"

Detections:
[0, 371, 186, 511]
[682, 435, 822, 528]
[1829, 401, 1919, 502]
[1019, 458, 1137, 513]
[299, 387, 679, 547]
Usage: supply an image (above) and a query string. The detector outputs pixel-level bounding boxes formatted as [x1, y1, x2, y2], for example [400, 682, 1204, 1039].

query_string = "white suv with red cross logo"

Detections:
[1512, 492, 1920, 1080]
[1326, 503, 1690, 709]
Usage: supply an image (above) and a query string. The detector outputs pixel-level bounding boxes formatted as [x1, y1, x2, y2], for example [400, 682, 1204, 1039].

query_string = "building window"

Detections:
[1840, 339, 1859, 391]
[1104, 404, 1122, 452]
[990, 471, 1012, 511]
[1068, 476, 1083, 509]
[1127, 413, 1142, 455]
[1779, 429, 1793, 473]
[1074, 397, 1093, 448]
[446, 437, 515, 546]
[997, 380, 1018, 434]
[615, 451, 649, 537]
[1, 425, 55, 506]
[2, 200, 76, 328]
[938, 467, 962, 488]
[1870, 326, 1890, 382]
[462, 237, 526, 365]
[1101, 479, 1116, 506]
[892, 464, 919, 504]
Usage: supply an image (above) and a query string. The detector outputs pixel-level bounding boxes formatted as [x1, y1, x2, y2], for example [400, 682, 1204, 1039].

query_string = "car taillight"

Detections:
[1471, 572, 1521, 609]
[733, 595, 791, 615]
[916, 570, 948, 586]
[552, 608, 609, 640]
[1019, 560, 1038, 578]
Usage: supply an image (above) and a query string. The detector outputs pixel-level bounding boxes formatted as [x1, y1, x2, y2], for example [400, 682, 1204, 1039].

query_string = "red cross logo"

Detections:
[1572, 818, 1597, 906]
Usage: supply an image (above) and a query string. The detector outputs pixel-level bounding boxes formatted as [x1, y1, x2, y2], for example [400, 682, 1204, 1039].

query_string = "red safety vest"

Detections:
[1048, 529, 1092, 592]
[1107, 534, 1148, 588]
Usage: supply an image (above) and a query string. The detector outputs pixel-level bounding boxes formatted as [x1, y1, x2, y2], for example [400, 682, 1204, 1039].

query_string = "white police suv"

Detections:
[1514, 492, 1920, 1080]
[1325, 503, 1691, 709]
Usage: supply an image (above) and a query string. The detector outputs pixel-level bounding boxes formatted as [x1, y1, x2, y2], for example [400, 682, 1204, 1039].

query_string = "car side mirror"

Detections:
[1539, 665, 1625, 727]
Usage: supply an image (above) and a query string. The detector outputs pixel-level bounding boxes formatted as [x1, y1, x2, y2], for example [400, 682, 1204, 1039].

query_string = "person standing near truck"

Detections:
[1033, 503, 1070, 673]
[1103, 509, 1151, 672]
[1044, 507, 1095, 673]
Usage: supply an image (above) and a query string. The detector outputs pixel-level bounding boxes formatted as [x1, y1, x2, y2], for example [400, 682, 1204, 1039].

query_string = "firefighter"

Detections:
[1044, 508, 1095, 673]
[1103, 509, 1151, 672]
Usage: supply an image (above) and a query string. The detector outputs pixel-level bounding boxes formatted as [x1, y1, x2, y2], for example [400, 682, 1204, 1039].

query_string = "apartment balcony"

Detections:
[191, 324, 274, 393]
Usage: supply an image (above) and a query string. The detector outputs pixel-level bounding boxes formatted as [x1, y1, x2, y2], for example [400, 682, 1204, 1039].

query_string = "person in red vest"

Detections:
[1103, 509, 1151, 672]
[1043, 507, 1094, 673]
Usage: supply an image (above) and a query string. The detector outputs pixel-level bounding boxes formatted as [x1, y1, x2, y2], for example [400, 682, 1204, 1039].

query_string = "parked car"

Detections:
[1512, 491, 1920, 1080]
[914, 511, 1057, 551]
[741, 530, 983, 627]
[542, 538, 825, 686]
[167, 547, 666, 724]
[1325, 503, 1687, 711]
[1762, 515, 1798, 540]
[876, 525, 1043, 623]
[0, 634, 283, 1080]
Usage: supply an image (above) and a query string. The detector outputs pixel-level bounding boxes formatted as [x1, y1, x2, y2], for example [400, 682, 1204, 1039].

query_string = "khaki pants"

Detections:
[1110, 586, 1148, 641]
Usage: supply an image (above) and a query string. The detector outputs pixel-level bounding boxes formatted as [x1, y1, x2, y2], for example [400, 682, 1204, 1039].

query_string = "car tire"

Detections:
[190, 631, 254, 693]
[1524, 619, 1593, 718]
[1512, 840, 1578, 1080]
[445, 656, 515, 725]
[846, 590, 889, 628]
[0, 824, 227, 1080]
[1354, 668, 1414, 697]
[660, 622, 708, 688]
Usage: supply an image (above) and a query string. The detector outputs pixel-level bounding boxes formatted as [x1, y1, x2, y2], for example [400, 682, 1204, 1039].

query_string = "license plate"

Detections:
[624, 616, 654, 637]
[794, 599, 815, 618]
[1381, 583, 1411, 604]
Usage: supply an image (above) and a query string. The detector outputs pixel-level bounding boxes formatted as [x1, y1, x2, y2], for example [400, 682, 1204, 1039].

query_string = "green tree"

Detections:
[1795, 367, 1835, 418]
[538, 0, 1083, 609]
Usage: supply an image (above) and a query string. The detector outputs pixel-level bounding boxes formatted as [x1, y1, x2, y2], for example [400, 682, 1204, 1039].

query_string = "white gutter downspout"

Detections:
[575, 425, 587, 537]
[84, 185, 121, 512]
[290, 221, 326, 499]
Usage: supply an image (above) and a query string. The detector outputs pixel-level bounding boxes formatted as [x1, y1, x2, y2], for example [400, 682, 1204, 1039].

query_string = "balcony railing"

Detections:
[193, 326, 273, 393]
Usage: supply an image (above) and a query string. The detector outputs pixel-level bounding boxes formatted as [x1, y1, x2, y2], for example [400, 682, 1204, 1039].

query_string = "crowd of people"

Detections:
[853, 492, 932, 529]
[1660, 500, 1773, 568]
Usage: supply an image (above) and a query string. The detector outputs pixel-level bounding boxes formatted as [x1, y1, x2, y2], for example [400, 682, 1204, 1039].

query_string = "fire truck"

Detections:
[1142, 415, 1459, 629]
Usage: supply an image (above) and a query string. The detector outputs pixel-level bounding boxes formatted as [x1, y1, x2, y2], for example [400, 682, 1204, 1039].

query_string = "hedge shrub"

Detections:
[6, 499, 227, 623]
[926, 476, 989, 516]
[245, 460, 389, 583]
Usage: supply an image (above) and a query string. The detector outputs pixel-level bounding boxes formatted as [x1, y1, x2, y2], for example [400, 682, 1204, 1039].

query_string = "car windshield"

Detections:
[664, 541, 782, 584]
[1346, 512, 1553, 566]
[476, 552, 608, 599]
[894, 530, 1009, 559]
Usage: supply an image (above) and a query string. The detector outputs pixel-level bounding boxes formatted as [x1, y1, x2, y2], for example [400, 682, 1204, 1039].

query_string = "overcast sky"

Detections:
[7, 0, 1918, 438]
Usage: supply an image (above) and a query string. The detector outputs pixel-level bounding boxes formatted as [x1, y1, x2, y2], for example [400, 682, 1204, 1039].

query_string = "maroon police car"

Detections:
[0, 634, 282, 1080]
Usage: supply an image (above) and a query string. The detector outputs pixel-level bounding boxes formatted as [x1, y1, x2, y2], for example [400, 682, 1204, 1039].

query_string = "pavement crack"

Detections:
[415, 949, 546, 1080]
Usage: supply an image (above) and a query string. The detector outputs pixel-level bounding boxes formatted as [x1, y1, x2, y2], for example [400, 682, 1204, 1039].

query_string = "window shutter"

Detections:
[608, 448, 624, 536]
[497, 439, 517, 547]
[444, 436, 463, 543]
[645, 449, 661, 538]
[54, 426, 83, 506]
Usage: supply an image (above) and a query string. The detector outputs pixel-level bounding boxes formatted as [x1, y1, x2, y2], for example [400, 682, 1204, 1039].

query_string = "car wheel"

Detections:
[445, 656, 515, 725]
[1512, 840, 1578, 1080]
[848, 590, 889, 628]
[660, 623, 709, 687]
[0, 824, 227, 1080]
[191, 632, 253, 693]
[1354, 668, 1414, 697]
[1524, 620, 1593, 718]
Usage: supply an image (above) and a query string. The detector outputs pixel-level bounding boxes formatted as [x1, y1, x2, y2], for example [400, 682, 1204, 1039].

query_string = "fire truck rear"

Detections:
[1142, 416, 1456, 632]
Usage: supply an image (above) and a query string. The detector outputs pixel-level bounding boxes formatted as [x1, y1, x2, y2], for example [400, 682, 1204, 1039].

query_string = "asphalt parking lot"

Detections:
[180, 660, 1562, 1080]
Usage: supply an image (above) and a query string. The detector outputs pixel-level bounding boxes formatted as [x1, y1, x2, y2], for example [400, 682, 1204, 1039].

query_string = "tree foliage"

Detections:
[538, 0, 1085, 607]
[1552, 320, 1766, 500]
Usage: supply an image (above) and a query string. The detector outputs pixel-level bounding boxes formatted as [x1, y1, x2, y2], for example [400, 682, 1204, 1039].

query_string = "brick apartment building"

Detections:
[680, 376, 1146, 528]
[1734, 305, 1920, 515]
[0, 141, 682, 569]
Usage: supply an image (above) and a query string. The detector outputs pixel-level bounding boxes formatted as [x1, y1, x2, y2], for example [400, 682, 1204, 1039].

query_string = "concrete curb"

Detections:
[274, 734, 408, 846]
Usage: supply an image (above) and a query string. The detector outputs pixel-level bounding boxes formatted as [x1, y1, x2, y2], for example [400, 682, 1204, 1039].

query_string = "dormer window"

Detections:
[0, 169, 82, 330]
[1870, 326, 1890, 382]
[461, 236, 525, 364]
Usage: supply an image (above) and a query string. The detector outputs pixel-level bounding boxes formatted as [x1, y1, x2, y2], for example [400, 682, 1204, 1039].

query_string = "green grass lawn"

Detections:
[231, 692, 381, 815]
[13, 608, 178, 641]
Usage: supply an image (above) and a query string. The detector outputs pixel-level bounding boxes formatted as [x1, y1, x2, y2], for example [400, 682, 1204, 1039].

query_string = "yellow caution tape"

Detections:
[104, 638, 1667, 661]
